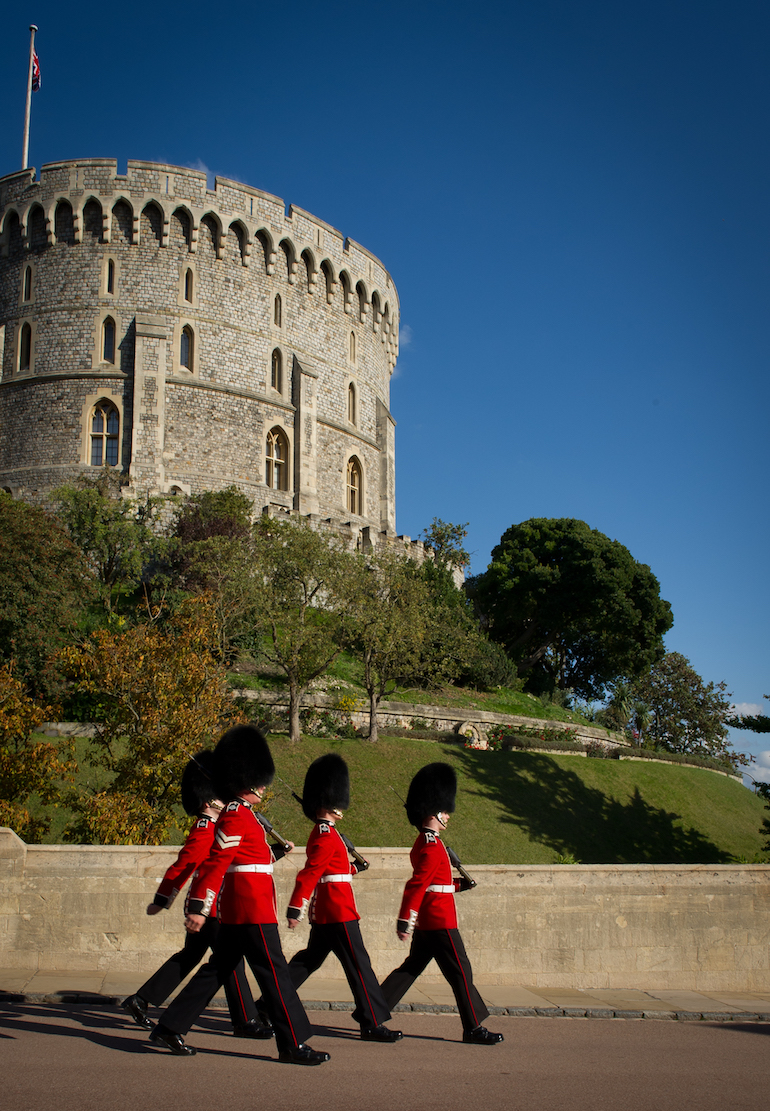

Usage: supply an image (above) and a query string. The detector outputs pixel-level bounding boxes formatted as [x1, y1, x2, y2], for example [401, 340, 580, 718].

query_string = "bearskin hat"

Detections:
[300, 753, 350, 821]
[180, 750, 218, 815]
[405, 762, 457, 828]
[212, 724, 275, 801]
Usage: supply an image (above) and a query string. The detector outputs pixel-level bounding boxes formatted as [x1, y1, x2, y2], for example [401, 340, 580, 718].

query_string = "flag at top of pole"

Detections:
[21, 24, 40, 171]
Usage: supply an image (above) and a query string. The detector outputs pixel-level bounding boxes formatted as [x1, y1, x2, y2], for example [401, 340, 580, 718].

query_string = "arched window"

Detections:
[274, 293, 282, 327]
[107, 259, 115, 295]
[22, 266, 32, 302]
[349, 331, 356, 364]
[19, 323, 32, 373]
[266, 427, 288, 491]
[348, 383, 357, 425]
[184, 269, 193, 303]
[181, 325, 194, 370]
[102, 317, 116, 364]
[347, 457, 362, 516]
[271, 348, 282, 392]
[91, 401, 120, 467]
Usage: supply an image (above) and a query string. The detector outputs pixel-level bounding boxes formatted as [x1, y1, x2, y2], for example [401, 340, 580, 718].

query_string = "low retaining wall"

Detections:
[2, 829, 768, 991]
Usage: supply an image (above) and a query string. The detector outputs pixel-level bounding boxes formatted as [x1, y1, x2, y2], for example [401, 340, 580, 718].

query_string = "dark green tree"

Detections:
[632, 652, 746, 767]
[469, 518, 673, 700]
[727, 695, 770, 733]
[51, 470, 161, 612]
[0, 494, 96, 698]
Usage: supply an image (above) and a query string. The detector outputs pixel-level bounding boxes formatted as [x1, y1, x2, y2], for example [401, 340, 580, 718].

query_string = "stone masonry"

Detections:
[0, 159, 399, 537]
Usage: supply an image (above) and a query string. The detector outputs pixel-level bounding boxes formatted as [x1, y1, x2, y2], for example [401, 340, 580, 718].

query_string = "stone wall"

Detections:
[2, 829, 768, 991]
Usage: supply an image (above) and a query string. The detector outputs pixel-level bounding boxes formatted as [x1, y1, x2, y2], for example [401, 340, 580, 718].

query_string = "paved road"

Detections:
[2, 1003, 769, 1111]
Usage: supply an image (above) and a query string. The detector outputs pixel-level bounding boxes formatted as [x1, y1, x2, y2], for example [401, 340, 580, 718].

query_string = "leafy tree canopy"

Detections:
[51, 470, 161, 612]
[0, 664, 75, 841]
[632, 651, 746, 768]
[59, 595, 240, 843]
[727, 695, 770, 733]
[0, 493, 96, 698]
[469, 518, 673, 700]
[171, 485, 253, 545]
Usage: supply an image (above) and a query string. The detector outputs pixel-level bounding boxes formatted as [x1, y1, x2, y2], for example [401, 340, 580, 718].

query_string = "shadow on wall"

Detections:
[457, 749, 731, 864]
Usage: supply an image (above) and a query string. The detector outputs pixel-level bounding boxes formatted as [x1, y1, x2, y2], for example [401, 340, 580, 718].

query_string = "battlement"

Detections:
[0, 158, 398, 353]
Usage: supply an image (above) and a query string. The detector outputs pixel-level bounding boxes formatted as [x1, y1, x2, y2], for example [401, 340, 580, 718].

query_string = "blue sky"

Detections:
[3, 1, 768, 770]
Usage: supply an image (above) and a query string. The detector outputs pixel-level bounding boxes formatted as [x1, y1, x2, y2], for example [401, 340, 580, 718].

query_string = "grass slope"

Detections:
[28, 733, 766, 863]
[264, 735, 766, 865]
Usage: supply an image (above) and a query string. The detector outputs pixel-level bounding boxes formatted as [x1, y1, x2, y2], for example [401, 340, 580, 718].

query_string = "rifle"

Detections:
[255, 810, 293, 853]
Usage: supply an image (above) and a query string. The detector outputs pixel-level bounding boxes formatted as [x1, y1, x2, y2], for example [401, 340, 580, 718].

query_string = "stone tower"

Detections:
[0, 159, 399, 538]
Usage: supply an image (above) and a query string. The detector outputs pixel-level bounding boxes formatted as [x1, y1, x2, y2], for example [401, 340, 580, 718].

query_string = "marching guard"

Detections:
[380, 762, 503, 1045]
[283, 754, 402, 1042]
[148, 725, 330, 1065]
[122, 751, 263, 1038]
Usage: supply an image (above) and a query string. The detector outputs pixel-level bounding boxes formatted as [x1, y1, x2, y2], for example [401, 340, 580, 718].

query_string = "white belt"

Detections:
[426, 884, 455, 893]
[319, 873, 353, 884]
[227, 863, 274, 874]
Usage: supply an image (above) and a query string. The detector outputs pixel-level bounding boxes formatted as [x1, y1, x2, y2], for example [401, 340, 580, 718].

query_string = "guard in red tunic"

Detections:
[122, 751, 264, 1038]
[148, 726, 330, 1066]
[380, 762, 503, 1045]
[284, 754, 401, 1042]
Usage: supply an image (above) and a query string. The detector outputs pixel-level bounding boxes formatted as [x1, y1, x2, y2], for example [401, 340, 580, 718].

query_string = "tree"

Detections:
[0, 493, 96, 699]
[420, 518, 471, 573]
[0, 664, 75, 841]
[632, 652, 747, 767]
[59, 596, 240, 843]
[251, 516, 355, 743]
[727, 695, 770, 733]
[51, 470, 161, 613]
[170, 485, 253, 548]
[346, 550, 432, 742]
[469, 518, 673, 700]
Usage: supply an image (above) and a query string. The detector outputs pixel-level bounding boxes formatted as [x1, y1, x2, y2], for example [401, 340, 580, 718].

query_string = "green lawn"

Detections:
[27, 731, 766, 864]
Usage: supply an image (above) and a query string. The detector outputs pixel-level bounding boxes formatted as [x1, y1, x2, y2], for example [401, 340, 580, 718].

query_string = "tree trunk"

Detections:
[288, 678, 301, 743]
[368, 686, 379, 743]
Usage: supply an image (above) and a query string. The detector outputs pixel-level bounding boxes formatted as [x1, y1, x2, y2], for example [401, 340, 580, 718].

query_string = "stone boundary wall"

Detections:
[2, 828, 768, 991]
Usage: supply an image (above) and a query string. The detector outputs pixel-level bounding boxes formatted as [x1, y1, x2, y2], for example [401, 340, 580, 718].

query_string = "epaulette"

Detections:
[195, 817, 211, 829]
[226, 800, 241, 813]
[424, 830, 437, 844]
[318, 822, 331, 834]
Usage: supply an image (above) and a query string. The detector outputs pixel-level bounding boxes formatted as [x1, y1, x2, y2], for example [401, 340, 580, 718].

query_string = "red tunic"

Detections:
[153, 816, 216, 910]
[187, 799, 279, 925]
[288, 821, 359, 925]
[398, 830, 462, 932]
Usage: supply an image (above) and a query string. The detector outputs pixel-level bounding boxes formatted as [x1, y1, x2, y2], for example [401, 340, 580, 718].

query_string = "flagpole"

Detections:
[21, 24, 38, 170]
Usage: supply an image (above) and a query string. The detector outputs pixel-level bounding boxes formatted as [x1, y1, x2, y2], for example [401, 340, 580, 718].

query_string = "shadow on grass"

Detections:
[456, 749, 731, 864]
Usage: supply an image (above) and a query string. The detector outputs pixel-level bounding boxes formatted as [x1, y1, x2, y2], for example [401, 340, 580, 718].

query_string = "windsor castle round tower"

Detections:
[0, 158, 399, 537]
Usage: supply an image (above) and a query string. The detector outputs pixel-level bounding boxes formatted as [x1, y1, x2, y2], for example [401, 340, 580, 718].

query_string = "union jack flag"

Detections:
[31, 50, 40, 91]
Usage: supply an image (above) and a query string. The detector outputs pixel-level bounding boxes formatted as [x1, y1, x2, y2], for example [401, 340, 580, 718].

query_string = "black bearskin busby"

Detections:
[300, 753, 350, 821]
[212, 724, 275, 802]
[180, 750, 218, 815]
[405, 762, 457, 828]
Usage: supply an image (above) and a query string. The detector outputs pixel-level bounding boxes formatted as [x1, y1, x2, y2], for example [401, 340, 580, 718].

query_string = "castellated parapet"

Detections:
[0, 158, 399, 536]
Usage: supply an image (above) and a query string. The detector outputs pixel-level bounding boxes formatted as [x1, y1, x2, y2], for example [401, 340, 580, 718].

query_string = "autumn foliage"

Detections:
[59, 596, 242, 844]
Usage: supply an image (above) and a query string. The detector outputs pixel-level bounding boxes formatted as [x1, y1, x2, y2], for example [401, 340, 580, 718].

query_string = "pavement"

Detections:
[3, 967, 770, 1021]
[3, 1005, 770, 1111]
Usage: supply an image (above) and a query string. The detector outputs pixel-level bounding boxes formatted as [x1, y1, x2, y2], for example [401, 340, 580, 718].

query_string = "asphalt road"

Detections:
[2, 1003, 769, 1111]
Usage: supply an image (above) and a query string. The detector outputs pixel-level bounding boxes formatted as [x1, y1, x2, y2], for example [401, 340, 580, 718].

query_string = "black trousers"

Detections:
[288, 920, 391, 1030]
[380, 928, 489, 1033]
[136, 916, 256, 1027]
[159, 922, 312, 1052]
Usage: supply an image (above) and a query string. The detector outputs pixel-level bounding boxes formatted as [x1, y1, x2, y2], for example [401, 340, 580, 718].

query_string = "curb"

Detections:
[2, 991, 769, 1022]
